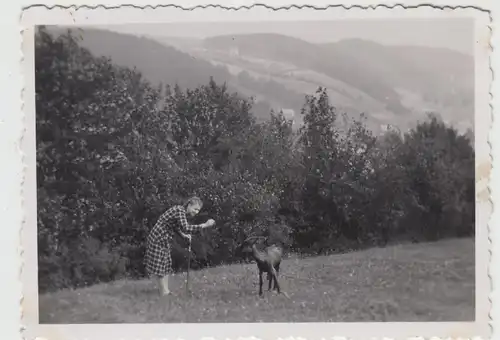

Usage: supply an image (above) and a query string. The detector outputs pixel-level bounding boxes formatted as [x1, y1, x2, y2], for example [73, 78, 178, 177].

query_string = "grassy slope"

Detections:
[39, 238, 474, 323]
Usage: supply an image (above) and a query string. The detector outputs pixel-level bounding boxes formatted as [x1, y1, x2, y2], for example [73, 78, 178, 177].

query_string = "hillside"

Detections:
[46, 28, 474, 133]
[326, 39, 474, 119]
[45, 27, 303, 124]
[158, 33, 474, 132]
[204, 34, 402, 107]
[39, 238, 474, 323]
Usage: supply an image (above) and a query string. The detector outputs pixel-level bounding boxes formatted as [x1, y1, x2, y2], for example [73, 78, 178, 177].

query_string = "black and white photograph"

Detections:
[19, 3, 492, 340]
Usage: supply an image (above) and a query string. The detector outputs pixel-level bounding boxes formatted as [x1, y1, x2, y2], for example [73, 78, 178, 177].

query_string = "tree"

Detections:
[402, 114, 475, 240]
[36, 27, 166, 290]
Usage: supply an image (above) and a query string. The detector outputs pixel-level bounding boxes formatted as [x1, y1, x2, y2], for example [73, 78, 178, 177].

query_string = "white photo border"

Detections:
[16, 2, 496, 340]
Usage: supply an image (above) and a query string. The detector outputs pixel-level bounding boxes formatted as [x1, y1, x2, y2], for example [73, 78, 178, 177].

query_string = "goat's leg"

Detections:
[268, 270, 273, 291]
[258, 270, 263, 296]
[273, 266, 280, 291]
[270, 267, 281, 294]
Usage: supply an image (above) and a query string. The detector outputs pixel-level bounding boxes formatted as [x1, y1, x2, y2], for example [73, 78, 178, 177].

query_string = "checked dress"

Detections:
[145, 205, 205, 277]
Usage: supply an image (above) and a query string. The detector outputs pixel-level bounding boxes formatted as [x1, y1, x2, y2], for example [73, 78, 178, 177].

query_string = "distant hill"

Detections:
[44, 28, 474, 134]
[45, 27, 296, 123]
[157, 32, 474, 133]
[326, 38, 474, 107]
[204, 34, 403, 108]
[200, 33, 473, 128]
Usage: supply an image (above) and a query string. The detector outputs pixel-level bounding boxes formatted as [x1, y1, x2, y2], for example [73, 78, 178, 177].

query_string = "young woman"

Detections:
[145, 196, 215, 296]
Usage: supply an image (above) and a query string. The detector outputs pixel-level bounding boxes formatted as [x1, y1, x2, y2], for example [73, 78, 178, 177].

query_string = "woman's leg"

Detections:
[160, 275, 170, 295]
[146, 243, 170, 296]
[146, 240, 173, 296]
[160, 244, 173, 295]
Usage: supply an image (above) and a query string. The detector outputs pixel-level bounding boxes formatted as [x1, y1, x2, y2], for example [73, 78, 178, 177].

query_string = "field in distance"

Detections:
[39, 237, 474, 323]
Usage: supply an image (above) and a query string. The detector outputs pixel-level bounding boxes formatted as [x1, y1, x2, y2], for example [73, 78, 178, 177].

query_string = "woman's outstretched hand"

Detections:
[205, 219, 216, 227]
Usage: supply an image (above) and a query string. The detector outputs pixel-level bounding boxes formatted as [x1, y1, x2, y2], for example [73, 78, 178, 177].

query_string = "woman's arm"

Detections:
[173, 207, 207, 238]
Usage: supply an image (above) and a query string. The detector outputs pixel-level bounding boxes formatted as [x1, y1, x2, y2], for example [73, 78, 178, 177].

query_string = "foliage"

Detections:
[36, 28, 475, 292]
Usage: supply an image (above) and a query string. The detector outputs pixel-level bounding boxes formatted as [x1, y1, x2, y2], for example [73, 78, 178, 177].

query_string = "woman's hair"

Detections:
[183, 196, 203, 209]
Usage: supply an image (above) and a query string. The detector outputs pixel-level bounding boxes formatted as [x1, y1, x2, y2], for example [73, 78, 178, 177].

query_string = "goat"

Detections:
[241, 235, 286, 297]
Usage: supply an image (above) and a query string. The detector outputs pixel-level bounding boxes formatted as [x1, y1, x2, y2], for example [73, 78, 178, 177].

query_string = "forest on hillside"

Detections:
[36, 27, 475, 293]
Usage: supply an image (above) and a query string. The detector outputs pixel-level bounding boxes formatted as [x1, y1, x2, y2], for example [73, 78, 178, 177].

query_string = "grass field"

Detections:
[39, 238, 475, 323]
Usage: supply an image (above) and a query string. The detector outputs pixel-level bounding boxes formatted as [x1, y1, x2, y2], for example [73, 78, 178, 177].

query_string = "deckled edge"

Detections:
[19, 2, 493, 12]
[487, 0, 497, 339]
[17, 3, 495, 340]
[19, 21, 27, 340]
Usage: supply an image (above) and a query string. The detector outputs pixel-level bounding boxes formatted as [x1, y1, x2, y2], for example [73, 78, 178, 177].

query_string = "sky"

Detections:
[98, 18, 474, 55]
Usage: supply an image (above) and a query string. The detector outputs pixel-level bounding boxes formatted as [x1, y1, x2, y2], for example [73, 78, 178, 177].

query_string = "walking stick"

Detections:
[186, 236, 192, 295]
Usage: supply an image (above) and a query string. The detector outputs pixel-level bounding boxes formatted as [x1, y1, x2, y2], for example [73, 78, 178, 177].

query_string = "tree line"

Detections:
[36, 27, 475, 293]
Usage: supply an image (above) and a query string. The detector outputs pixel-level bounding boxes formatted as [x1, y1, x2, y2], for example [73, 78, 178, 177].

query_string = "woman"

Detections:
[145, 196, 215, 296]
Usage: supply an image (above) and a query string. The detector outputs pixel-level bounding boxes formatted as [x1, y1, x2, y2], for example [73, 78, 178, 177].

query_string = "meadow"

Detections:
[39, 237, 474, 323]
